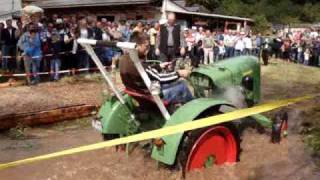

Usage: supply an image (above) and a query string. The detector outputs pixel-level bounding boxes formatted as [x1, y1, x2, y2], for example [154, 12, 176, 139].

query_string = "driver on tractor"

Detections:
[119, 32, 193, 105]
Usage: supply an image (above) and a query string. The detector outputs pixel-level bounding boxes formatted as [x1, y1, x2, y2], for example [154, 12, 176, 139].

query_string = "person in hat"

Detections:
[18, 23, 42, 85]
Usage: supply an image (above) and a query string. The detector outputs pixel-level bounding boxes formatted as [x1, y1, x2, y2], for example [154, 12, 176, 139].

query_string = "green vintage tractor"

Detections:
[78, 39, 288, 173]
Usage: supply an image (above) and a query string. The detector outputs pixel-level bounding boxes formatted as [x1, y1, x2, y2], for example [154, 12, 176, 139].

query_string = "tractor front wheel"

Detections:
[178, 124, 239, 173]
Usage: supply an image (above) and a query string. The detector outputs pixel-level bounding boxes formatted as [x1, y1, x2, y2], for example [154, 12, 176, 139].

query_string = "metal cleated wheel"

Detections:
[271, 112, 288, 143]
[177, 123, 240, 174]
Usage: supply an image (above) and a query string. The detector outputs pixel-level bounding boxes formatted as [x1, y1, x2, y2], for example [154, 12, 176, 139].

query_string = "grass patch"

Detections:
[7, 125, 27, 140]
[49, 117, 92, 132]
[60, 73, 104, 84]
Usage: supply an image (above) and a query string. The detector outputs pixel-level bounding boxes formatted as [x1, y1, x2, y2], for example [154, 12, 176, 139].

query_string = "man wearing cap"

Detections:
[156, 12, 186, 65]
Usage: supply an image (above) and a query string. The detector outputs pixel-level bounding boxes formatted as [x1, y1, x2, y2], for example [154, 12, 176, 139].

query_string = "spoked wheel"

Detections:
[177, 124, 239, 173]
[271, 112, 288, 143]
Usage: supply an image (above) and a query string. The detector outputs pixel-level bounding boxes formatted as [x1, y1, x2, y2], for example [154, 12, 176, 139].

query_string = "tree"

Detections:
[300, 3, 320, 22]
[252, 15, 271, 33]
[185, 0, 320, 32]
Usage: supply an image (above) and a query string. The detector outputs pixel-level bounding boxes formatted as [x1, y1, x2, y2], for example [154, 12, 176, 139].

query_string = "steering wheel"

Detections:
[145, 60, 162, 65]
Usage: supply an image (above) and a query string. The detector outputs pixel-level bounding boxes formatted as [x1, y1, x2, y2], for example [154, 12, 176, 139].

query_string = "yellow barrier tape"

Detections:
[0, 95, 315, 170]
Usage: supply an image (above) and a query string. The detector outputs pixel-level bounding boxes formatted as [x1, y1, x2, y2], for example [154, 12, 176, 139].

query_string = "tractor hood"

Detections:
[190, 56, 261, 103]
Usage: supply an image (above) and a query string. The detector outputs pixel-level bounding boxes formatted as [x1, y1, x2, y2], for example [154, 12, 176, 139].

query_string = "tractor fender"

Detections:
[151, 98, 235, 165]
[99, 95, 134, 135]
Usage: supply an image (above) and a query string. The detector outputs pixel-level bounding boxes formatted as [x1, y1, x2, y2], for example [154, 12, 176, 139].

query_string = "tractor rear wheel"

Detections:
[177, 123, 240, 173]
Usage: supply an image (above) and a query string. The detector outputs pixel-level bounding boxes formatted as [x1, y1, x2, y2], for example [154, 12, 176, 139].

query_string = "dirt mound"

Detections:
[0, 81, 104, 116]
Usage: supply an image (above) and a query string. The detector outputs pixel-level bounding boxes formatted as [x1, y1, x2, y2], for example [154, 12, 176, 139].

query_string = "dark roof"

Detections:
[172, 0, 209, 13]
[31, 0, 152, 9]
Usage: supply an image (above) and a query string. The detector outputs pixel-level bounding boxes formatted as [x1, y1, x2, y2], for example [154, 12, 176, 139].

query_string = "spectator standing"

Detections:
[15, 21, 24, 72]
[297, 40, 304, 64]
[217, 40, 226, 60]
[118, 20, 130, 41]
[195, 27, 204, 44]
[156, 12, 186, 65]
[244, 35, 253, 55]
[315, 37, 320, 67]
[93, 21, 104, 64]
[1, 19, 18, 72]
[0, 23, 4, 63]
[185, 29, 196, 58]
[234, 34, 245, 56]
[76, 19, 93, 71]
[147, 22, 159, 60]
[202, 30, 215, 64]
[133, 22, 144, 33]
[261, 37, 271, 65]
[224, 31, 235, 58]
[49, 23, 64, 81]
[304, 48, 311, 65]
[64, 26, 77, 70]
[20, 24, 42, 85]
[281, 38, 291, 62]
[255, 33, 263, 57]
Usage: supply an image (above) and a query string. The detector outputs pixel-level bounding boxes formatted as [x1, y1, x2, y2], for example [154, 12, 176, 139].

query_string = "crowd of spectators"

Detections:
[261, 30, 320, 66]
[0, 14, 319, 85]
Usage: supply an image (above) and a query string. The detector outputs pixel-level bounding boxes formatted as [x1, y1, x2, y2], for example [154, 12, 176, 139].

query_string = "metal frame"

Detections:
[78, 39, 171, 121]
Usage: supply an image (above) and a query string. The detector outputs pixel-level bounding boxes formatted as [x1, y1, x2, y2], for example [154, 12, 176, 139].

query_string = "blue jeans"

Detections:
[78, 51, 90, 70]
[226, 46, 234, 58]
[297, 52, 304, 64]
[253, 48, 260, 57]
[50, 58, 61, 80]
[244, 48, 252, 55]
[235, 50, 243, 56]
[162, 81, 193, 104]
[2, 45, 16, 71]
[31, 58, 41, 83]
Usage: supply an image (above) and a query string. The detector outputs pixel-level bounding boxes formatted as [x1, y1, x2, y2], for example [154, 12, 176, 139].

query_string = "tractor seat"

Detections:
[123, 88, 170, 107]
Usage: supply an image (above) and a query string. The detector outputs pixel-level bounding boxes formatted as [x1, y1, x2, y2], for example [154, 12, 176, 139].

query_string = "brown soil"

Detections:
[0, 60, 320, 180]
[0, 78, 105, 116]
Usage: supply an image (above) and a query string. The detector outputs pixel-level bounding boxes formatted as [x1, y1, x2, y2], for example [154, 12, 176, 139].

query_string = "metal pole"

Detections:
[81, 44, 126, 105]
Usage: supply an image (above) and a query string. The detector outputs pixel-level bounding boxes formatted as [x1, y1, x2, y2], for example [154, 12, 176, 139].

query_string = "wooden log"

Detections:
[0, 78, 18, 88]
[0, 104, 97, 130]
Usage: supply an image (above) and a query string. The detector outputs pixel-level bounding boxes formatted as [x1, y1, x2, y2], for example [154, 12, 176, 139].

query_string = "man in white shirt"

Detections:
[224, 30, 235, 57]
[243, 35, 253, 55]
[234, 34, 245, 56]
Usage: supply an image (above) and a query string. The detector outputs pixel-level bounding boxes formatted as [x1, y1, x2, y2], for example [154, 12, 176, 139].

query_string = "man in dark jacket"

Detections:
[156, 12, 186, 64]
[1, 19, 18, 72]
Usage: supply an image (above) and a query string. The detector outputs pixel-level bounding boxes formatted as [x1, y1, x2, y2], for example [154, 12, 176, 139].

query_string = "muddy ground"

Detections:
[0, 60, 320, 180]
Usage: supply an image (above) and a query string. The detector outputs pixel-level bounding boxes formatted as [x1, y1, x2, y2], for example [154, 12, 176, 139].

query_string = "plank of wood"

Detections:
[0, 104, 97, 130]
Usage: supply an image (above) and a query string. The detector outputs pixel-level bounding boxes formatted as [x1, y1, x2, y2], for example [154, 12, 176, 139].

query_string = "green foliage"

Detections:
[252, 15, 270, 34]
[186, 0, 320, 31]
[306, 128, 320, 152]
